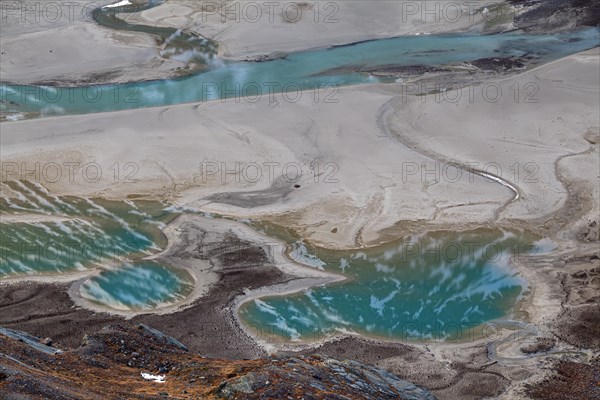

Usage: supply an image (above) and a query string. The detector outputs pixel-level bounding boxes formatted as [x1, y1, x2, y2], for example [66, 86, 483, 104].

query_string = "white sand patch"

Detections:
[0, 214, 73, 224]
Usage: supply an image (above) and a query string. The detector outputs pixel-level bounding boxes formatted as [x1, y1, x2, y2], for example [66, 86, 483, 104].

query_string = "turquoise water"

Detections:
[1, 182, 547, 329]
[1, 27, 598, 118]
[92, 0, 218, 66]
[0, 182, 196, 310]
[0, 0, 577, 322]
[239, 229, 541, 342]
[0, 181, 169, 276]
[80, 261, 193, 311]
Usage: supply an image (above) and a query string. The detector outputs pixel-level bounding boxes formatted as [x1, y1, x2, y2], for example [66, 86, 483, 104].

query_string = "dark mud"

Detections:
[285, 337, 514, 400]
[526, 359, 600, 400]
[509, 0, 600, 32]
[551, 266, 600, 349]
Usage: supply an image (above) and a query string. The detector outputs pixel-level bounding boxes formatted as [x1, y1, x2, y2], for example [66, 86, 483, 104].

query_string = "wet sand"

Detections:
[0, 212, 340, 355]
[0, 227, 286, 359]
[1, 249, 597, 399]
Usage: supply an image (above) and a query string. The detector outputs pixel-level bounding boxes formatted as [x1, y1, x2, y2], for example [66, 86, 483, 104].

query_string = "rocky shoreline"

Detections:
[509, 0, 600, 33]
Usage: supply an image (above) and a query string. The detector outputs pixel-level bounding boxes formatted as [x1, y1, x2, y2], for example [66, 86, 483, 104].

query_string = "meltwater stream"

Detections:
[0, 0, 598, 119]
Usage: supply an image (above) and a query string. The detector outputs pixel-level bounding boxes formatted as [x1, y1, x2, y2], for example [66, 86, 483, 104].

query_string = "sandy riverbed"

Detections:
[2, 49, 598, 250]
[1, 0, 506, 84]
[128, 0, 503, 60]
[0, 0, 191, 85]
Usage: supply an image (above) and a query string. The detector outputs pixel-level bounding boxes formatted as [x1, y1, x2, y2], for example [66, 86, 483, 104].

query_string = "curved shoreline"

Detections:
[377, 95, 520, 219]
[3, 49, 593, 346]
[0, 208, 541, 356]
[229, 227, 542, 354]
[1, 212, 345, 319]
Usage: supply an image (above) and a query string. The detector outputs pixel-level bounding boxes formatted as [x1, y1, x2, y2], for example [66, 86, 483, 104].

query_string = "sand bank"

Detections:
[131, 0, 503, 60]
[0, 85, 510, 249]
[0, 1, 187, 85]
[384, 48, 600, 233]
[1, 0, 505, 85]
[2, 50, 598, 250]
[0, 213, 73, 224]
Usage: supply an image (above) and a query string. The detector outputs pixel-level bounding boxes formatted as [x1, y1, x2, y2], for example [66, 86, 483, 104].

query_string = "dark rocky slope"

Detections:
[0, 323, 436, 400]
[509, 0, 600, 32]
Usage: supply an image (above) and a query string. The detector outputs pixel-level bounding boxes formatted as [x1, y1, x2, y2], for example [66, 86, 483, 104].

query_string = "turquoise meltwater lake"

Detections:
[0, 181, 167, 276]
[0, 182, 195, 311]
[80, 261, 194, 311]
[238, 229, 547, 342]
[0, 181, 548, 334]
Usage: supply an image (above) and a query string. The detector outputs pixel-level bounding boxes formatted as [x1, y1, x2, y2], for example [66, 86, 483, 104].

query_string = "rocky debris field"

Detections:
[0, 323, 436, 400]
[525, 359, 600, 399]
[509, 0, 600, 32]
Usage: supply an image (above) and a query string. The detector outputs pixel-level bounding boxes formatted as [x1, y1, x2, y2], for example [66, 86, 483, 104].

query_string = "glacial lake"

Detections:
[0, 182, 552, 338]
[238, 229, 549, 342]
[79, 261, 194, 311]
